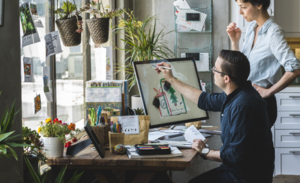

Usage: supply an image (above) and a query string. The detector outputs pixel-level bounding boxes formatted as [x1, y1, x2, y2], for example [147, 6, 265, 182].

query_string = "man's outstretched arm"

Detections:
[155, 62, 202, 105]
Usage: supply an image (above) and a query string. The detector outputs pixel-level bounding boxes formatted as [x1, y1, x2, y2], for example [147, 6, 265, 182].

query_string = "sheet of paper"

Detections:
[30, 3, 43, 28]
[43, 66, 52, 102]
[23, 57, 34, 82]
[176, 9, 207, 32]
[184, 125, 205, 143]
[44, 31, 62, 58]
[118, 116, 139, 135]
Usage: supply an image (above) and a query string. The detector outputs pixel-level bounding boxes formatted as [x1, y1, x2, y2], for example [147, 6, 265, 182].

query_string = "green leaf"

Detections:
[3, 101, 15, 132]
[6, 145, 18, 161]
[3, 134, 21, 141]
[42, 172, 48, 183]
[24, 156, 41, 183]
[0, 144, 7, 154]
[55, 165, 67, 183]
[6, 142, 32, 148]
[0, 131, 14, 142]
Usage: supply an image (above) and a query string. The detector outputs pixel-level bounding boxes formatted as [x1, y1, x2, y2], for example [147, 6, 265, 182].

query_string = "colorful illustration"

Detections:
[19, 3, 37, 37]
[152, 78, 187, 117]
[43, 75, 49, 92]
[24, 64, 31, 76]
[34, 94, 41, 114]
[30, 4, 38, 15]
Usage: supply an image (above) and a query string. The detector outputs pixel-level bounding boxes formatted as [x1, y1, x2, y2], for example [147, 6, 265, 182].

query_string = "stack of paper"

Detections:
[126, 146, 183, 159]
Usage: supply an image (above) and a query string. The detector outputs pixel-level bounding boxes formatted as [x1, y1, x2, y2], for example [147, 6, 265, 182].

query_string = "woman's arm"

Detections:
[253, 69, 300, 98]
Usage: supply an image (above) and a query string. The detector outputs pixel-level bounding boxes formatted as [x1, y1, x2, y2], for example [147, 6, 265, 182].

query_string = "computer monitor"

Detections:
[133, 58, 209, 128]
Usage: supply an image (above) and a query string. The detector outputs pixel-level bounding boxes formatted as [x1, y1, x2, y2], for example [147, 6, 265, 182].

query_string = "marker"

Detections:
[158, 66, 172, 70]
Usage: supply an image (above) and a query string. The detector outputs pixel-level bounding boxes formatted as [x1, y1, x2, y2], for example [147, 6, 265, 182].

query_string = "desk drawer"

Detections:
[275, 130, 300, 148]
[275, 148, 300, 175]
[276, 93, 300, 111]
[275, 112, 300, 130]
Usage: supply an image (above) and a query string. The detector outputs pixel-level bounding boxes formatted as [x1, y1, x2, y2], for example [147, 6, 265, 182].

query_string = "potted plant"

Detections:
[80, 0, 124, 44]
[38, 118, 80, 158]
[113, 10, 174, 91]
[0, 91, 32, 160]
[55, 1, 83, 47]
[22, 127, 47, 183]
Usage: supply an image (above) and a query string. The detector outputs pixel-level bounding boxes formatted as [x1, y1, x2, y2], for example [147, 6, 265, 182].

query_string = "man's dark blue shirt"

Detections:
[198, 81, 275, 182]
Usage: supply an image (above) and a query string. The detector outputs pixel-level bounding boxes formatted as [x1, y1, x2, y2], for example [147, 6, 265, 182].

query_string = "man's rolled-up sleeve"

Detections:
[220, 105, 257, 165]
[198, 92, 226, 112]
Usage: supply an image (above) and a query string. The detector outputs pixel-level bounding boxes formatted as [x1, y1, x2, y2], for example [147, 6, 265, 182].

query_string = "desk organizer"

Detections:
[92, 124, 110, 146]
[108, 131, 125, 153]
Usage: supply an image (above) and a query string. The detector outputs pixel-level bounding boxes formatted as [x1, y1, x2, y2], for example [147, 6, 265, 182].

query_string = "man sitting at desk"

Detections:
[155, 50, 274, 183]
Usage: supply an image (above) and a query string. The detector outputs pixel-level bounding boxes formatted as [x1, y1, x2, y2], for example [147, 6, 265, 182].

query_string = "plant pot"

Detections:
[86, 18, 109, 44]
[56, 16, 82, 47]
[23, 155, 39, 183]
[42, 137, 64, 158]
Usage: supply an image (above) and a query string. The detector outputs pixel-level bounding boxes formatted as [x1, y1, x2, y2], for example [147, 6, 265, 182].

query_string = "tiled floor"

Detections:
[273, 175, 300, 183]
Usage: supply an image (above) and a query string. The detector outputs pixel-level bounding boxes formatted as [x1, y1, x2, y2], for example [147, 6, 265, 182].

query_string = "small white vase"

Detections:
[42, 137, 64, 158]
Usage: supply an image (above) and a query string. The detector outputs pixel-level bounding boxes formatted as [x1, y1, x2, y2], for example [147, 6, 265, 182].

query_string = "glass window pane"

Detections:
[55, 0, 84, 129]
[21, 0, 53, 130]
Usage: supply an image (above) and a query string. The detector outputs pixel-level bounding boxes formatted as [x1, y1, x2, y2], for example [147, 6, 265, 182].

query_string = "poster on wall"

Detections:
[19, 2, 40, 48]
[34, 94, 41, 114]
[43, 66, 53, 102]
[23, 57, 34, 82]
[30, 3, 43, 28]
[44, 31, 62, 58]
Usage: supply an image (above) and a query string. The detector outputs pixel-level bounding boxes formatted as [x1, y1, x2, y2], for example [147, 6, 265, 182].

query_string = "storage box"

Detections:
[91, 124, 110, 146]
[108, 131, 125, 153]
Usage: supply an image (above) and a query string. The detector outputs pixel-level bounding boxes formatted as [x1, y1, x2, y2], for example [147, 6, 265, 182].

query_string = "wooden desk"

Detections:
[47, 145, 199, 183]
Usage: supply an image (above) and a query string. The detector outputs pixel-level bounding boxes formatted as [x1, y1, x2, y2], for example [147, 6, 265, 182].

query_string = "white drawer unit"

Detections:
[275, 148, 300, 175]
[275, 130, 300, 148]
[274, 87, 300, 176]
[275, 112, 300, 130]
[276, 93, 300, 111]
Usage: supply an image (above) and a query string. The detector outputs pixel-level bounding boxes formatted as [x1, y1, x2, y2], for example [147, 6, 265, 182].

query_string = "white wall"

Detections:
[230, 0, 300, 37]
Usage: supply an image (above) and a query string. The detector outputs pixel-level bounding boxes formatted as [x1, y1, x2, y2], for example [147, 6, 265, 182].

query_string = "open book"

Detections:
[126, 146, 183, 159]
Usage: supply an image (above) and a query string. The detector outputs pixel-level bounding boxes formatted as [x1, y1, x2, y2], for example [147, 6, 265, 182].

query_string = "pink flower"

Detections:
[76, 29, 83, 33]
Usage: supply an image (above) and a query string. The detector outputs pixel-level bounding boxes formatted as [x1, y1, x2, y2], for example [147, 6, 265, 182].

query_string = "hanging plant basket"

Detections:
[56, 16, 82, 47]
[86, 18, 109, 44]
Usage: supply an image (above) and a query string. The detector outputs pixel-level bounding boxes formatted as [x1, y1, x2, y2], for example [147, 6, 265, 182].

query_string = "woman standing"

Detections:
[227, 0, 300, 127]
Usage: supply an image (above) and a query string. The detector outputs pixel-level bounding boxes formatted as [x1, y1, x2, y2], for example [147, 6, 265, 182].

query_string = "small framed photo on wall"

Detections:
[0, 0, 4, 27]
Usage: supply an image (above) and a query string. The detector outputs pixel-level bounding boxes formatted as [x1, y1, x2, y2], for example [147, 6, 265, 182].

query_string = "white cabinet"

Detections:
[274, 87, 300, 175]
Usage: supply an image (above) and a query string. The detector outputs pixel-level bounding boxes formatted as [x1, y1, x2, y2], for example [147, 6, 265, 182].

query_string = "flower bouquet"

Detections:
[38, 118, 80, 158]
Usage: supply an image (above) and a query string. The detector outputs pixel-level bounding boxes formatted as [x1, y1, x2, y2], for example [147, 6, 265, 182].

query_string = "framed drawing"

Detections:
[0, 0, 4, 27]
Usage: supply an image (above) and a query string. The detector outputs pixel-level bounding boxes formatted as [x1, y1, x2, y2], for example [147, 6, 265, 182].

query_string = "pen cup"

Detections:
[92, 124, 110, 146]
[108, 131, 125, 153]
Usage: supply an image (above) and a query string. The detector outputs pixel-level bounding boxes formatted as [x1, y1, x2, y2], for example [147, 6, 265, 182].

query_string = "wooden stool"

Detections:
[273, 175, 300, 183]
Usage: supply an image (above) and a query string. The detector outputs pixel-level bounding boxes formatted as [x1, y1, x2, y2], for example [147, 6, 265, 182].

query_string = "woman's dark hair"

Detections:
[218, 50, 250, 86]
[235, 0, 270, 10]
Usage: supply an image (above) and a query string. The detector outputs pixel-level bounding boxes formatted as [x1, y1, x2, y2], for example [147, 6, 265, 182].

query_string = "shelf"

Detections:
[175, 30, 212, 34]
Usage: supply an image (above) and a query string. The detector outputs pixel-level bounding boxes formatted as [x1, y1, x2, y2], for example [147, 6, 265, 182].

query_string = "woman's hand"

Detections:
[226, 22, 242, 44]
[253, 84, 272, 98]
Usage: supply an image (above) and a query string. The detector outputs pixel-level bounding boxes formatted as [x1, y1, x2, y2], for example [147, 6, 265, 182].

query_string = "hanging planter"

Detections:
[56, 16, 82, 47]
[80, 0, 124, 44]
[86, 18, 109, 44]
[54, 1, 83, 47]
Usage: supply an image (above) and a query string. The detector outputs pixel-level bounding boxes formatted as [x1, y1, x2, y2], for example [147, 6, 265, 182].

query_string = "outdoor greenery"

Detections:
[23, 156, 84, 183]
[23, 127, 47, 164]
[80, 0, 124, 19]
[113, 10, 174, 91]
[0, 91, 32, 160]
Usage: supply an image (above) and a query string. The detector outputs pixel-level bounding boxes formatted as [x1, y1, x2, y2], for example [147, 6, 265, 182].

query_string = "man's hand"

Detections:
[192, 139, 206, 154]
[155, 62, 174, 83]
[253, 83, 272, 98]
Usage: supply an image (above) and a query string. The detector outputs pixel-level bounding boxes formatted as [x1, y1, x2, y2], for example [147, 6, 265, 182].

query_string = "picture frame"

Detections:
[0, 0, 4, 27]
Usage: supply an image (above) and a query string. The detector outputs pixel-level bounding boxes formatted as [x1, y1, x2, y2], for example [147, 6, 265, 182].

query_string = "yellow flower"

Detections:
[137, 21, 143, 28]
[118, 20, 126, 28]
[105, 4, 110, 9]
[45, 118, 52, 123]
[38, 127, 41, 133]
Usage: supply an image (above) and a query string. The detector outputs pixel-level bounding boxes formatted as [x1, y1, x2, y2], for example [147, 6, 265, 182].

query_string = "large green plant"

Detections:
[113, 10, 174, 91]
[23, 156, 84, 183]
[0, 91, 32, 160]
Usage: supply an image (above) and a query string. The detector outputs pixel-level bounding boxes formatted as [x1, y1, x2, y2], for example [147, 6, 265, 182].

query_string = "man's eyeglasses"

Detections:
[212, 66, 228, 76]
